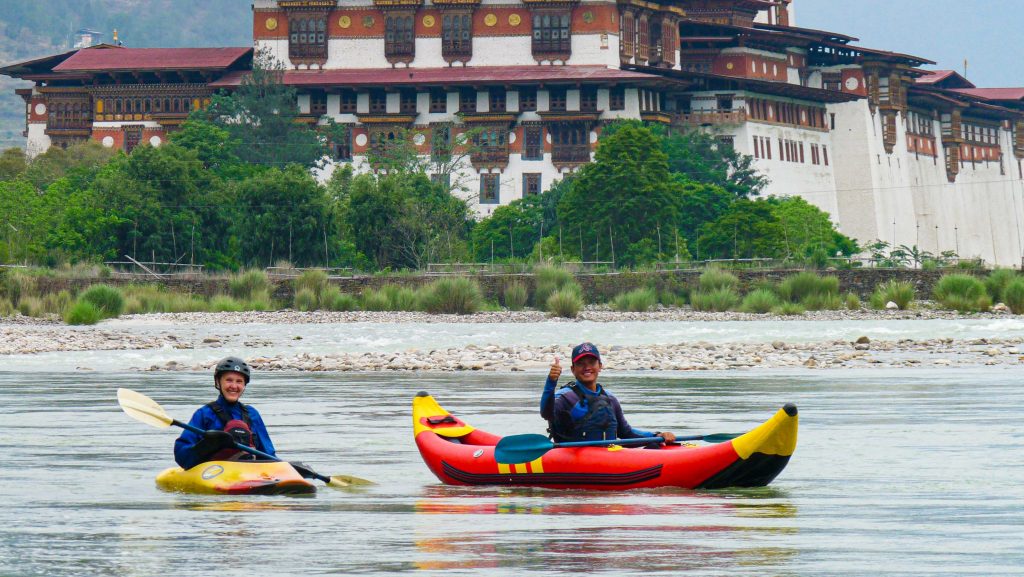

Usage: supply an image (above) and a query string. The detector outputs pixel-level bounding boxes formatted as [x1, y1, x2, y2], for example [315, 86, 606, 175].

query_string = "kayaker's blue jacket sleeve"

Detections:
[173, 401, 276, 470]
[540, 376, 558, 421]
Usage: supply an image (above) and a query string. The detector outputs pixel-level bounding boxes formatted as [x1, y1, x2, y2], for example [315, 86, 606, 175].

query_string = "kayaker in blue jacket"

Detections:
[540, 342, 677, 444]
[173, 356, 277, 470]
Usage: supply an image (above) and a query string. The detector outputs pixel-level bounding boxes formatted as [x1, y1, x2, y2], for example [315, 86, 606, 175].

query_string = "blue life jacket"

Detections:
[552, 383, 618, 442]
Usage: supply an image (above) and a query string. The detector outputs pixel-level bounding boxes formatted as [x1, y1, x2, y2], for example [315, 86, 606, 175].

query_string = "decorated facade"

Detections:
[3, 0, 1024, 265]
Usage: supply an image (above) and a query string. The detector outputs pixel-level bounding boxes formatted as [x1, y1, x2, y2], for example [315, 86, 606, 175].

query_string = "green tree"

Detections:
[24, 141, 116, 190]
[558, 124, 686, 263]
[697, 199, 787, 260]
[0, 148, 27, 181]
[471, 194, 545, 261]
[233, 165, 334, 267]
[198, 50, 331, 169]
[769, 196, 858, 259]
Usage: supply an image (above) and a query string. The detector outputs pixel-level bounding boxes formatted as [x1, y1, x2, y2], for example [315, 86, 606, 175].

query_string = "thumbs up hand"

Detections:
[548, 356, 562, 382]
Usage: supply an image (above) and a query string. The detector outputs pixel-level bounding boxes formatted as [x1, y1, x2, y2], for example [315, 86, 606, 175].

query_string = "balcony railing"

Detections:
[551, 144, 590, 164]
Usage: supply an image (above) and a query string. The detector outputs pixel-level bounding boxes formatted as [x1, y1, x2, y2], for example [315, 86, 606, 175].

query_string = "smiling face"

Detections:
[571, 355, 602, 390]
[216, 371, 247, 403]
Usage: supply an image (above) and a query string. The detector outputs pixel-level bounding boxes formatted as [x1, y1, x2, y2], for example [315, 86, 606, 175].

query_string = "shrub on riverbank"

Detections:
[740, 288, 781, 313]
[80, 284, 125, 318]
[503, 282, 528, 311]
[697, 268, 739, 292]
[0, 297, 14, 317]
[985, 268, 1018, 303]
[383, 284, 418, 311]
[210, 295, 246, 312]
[690, 287, 739, 312]
[778, 271, 839, 304]
[323, 288, 358, 311]
[547, 287, 583, 318]
[611, 287, 658, 312]
[123, 285, 207, 314]
[845, 292, 861, 310]
[419, 277, 483, 314]
[772, 302, 805, 316]
[534, 266, 575, 307]
[934, 274, 990, 312]
[293, 270, 329, 303]
[360, 288, 391, 311]
[870, 280, 915, 310]
[229, 269, 273, 301]
[65, 300, 103, 325]
[294, 288, 319, 312]
[1003, 278, 1024, 314]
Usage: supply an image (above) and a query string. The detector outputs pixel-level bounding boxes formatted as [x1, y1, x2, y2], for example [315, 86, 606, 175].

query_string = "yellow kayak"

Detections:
[155, 460, 316, 496]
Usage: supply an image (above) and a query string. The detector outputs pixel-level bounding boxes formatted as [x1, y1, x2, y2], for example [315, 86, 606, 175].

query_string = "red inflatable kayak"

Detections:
[413, 392, 798, 490]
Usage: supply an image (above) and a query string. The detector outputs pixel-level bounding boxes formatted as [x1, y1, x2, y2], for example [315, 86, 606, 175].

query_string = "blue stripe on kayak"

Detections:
[441, 461, 663, 486]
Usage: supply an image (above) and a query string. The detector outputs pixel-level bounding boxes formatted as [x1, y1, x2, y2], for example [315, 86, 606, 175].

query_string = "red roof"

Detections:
[916, 70, 975, 88]
[210, 65, 665, 88]
[54, 47, 252, 72]
[951, 88, 1024, 101]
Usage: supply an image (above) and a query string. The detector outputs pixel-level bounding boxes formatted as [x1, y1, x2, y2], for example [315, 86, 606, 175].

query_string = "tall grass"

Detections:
[229, 269, 273, 301]
[690, 287, 739, 312]
[698, 268, 739, 292]
[122, 285, 208, 314]
[772, 302, 805, 316]
[322, 288, 358, 312]
[985, 268, 1018, 303]
[360, 288, 391, 311]
[294, 288, 319, 312]
[209, 294, 245, 313]
[934, 274, 990, 312]
[382, 284, 418, 311]
[503, 282, 529, 311]
[777, 271, 839, 303]
[547, 288, 583, 318]
[80, 284, 125, 318]
[534, 266, 576, 308]
[1, 270, 36, 305]
[293, 270, 329, 302]
[611, 287, 658, 312]
[0, 297, 15, 317]
[740, 288, 781, 313]
[65, 300, 104, 325]
[1002, 278, 1024, 314]
[419, 277, 483, 314]
[845, 292, 861, 310]
[870, 280, 915, 310]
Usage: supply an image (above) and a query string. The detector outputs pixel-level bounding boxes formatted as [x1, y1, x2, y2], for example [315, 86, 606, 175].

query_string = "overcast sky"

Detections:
[797, 0, 1024, 88]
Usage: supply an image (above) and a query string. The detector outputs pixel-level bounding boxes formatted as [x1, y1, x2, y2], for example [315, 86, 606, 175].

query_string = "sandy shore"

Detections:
[2, 307, 1022, 371]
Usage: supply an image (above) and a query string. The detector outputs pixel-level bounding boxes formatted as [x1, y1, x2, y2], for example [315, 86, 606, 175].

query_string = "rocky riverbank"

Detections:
[2, 307, 1022, 371]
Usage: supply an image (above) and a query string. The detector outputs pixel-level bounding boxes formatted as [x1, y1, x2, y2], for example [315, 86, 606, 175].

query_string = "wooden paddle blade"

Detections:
[494, 433, 554, 465]
[117, 388, 173, 429]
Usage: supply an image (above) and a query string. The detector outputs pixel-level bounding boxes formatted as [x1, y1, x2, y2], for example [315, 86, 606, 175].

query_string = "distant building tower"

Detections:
[73, 28, 104, 49]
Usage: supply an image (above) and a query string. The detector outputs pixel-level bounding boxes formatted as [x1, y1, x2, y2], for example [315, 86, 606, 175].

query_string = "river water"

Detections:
[1, 360, 1022, 576]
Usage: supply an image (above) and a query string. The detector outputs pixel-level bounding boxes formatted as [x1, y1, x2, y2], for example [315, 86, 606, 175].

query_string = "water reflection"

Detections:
[413, 488, 798, 572]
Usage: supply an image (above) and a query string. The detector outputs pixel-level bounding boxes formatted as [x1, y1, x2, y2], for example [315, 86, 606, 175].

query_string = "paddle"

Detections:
[116, 388, 372, 489]
[494, 432, 742, 465]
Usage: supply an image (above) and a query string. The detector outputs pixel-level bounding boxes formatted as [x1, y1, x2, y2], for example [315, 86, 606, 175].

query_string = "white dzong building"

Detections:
[3, 0, 1024, 265]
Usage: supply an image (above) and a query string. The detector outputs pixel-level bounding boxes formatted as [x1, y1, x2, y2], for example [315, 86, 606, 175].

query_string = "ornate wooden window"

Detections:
[489, 88, 506, 113]
[430, 90, 448, 113]
[480, 173, 500, 204]
[339, 90, 358, 113]
[550, 122, 590, 164]
[580, 87, 597, 112]
[472, 125, 509, 166]
[333, 126, 353, 161]
[400, 90, 417, 114]
[609, 87, 626, 111]
[522, 125, 543, 160]
[442, 12, 473, 61]
[289, 14, 328, 61]
[532, 11, 571, 58]
[369, 90, 388, 114]
[519, 88, 537, 112]
[459, 88, 477, 113]
[385, 13, 416, 62]
[548, 88, 567, 112]
[661, 19, 676, 66]
[309, 92, 327, 116]
[123, 125, 143, 153]
[523, 173, 542, 196]
[637, 15, 649, 62]
[620, 11, 635, 60]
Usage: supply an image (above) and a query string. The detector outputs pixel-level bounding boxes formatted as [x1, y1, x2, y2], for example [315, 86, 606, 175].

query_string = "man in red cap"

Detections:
[540, 342, 677, 444]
